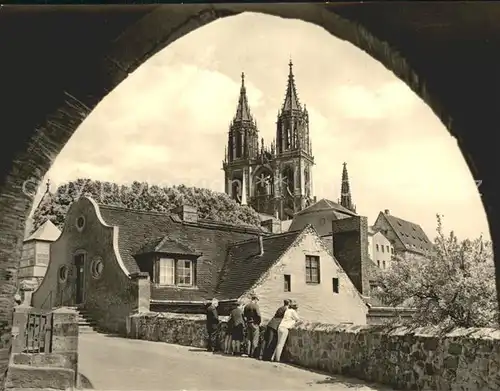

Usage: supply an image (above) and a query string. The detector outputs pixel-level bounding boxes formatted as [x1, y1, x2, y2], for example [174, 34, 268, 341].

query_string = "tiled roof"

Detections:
[25, 220, 61, 242]
[289, 198, 355, 236]
[137, 236, 201, 256]
[381, 213, 434, 255]
[215, 229, 304, 300]
[98, 204, 262, 301]
[298, 198, 357, 216]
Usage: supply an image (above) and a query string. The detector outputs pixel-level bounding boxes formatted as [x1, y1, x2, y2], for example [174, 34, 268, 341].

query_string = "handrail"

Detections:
[41, 290, 52, 310]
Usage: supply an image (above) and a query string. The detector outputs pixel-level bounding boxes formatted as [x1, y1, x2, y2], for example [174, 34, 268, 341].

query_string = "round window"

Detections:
[91, 258, 104, 279]
[58, 265, 68, 283]
[76, 216, 85, 231]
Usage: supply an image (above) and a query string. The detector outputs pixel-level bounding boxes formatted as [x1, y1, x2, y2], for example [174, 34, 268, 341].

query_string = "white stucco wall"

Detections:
[250, 228, 368, 325]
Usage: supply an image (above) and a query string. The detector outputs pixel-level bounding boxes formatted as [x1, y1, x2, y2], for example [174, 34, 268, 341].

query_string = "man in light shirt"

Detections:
[272, 301, 300, 362]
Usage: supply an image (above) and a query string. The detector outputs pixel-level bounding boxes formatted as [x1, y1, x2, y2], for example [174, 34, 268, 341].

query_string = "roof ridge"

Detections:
[228, 229, 301, 248]
[98, 203, 263, 232]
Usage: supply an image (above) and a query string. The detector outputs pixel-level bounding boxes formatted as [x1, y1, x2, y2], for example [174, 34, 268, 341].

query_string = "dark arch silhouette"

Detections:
[1, 3, 500, 382]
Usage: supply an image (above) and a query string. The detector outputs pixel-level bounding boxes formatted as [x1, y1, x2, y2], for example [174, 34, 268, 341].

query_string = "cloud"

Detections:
[37, 12, 489, 241]
[330, 81, 419, 120]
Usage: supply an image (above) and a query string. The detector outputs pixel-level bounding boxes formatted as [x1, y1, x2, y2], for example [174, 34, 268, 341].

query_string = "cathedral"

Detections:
[222, 60, 357, 221]
[222, 60, 316, 220]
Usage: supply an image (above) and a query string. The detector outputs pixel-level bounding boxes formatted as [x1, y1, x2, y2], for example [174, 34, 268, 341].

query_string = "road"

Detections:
[79, 333, 395, 390]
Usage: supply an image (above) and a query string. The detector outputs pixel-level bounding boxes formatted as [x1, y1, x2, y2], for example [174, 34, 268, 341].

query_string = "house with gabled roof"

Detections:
[215, 224, 368, 325]
[31, 196, 369, 333]
[373, 209, 434, 259]
[288, 198, 357, 236]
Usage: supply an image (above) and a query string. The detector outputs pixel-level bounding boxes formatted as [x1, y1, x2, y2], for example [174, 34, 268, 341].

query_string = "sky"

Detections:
[30, 12, 489, 241]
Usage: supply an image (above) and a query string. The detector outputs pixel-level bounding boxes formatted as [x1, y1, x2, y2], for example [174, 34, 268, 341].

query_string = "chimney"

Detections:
[384, 209, 390, 215]
[258, 235, 264, 256]
[332, 216, 370, 296]
[173, 204, 198, 223]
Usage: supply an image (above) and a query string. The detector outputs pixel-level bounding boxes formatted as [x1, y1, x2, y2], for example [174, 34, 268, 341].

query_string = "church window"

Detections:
[376, 244, 379, 251]
[381, 245, 385, 253]
[377, 260, 380, 267]
[383, 261, 386, 269]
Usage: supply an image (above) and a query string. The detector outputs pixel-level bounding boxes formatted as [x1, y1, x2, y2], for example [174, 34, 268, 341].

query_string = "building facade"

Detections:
[216, 225, 368, 325]
[222, 61, 315, 220]
[367, 227, 394, 270]
[19, 220, 61, 285]
[372, 209, 434, 260]
[32, 196, 373, 332]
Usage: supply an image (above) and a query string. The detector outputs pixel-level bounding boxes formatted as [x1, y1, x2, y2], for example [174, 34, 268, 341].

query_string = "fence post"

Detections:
[11, 306, 32, 354]
[51, 307, 79, 387]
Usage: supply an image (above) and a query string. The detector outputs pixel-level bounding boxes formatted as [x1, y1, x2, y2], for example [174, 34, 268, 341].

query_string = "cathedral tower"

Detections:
[274, 60, 314, 220]
[339, 162, 356, 213]
[222, 73, 260, 205]
[222, 62, 314, 221]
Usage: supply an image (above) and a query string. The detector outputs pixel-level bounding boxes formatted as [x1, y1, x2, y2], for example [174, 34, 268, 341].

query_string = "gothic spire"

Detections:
[234, 72, 253, 122]
[339, 162, 356, 213]
[281, 59, 302, 112]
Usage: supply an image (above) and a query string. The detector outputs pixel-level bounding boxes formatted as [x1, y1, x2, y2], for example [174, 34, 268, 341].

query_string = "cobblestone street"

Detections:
[79, 333, 396, 390]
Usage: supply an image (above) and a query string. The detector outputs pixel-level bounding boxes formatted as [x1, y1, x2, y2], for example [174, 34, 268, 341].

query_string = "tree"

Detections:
[375, 214, 499, 328]
[32, 178, 262, 233]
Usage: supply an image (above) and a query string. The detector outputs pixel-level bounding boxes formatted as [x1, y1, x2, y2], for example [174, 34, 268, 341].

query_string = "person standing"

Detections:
[206, 298, 220, 352]
[272, 301, 300, 362]
[262, 299, 290, 361]
[243, 294, 261, 358]
[229, 301, 245, 355]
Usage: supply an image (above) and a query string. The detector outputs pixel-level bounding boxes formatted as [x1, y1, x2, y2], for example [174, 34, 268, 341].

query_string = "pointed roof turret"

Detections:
[339, 162, 356, 213]
[281, 59, 302, 112]
[25, 220, 61, 243]
[234, 72, 254, 123]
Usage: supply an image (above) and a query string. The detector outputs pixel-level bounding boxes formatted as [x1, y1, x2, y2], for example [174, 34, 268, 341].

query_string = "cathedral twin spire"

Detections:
[233, 73, 254, 123]
[281, 59, 302, 113]
[228, 59, 311, 163]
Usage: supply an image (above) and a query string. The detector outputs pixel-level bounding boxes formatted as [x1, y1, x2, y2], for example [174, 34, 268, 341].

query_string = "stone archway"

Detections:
[2, 4, 500, 385]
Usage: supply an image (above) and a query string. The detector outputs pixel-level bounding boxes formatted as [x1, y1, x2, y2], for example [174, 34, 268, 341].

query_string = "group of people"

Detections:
[205, 295, 300, 362]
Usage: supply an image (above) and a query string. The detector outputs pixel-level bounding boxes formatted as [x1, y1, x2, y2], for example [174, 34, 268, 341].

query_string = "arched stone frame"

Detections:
[281, 165, 295, 198]
[1, 4, 500, 376]
[229, 171, 243, 203]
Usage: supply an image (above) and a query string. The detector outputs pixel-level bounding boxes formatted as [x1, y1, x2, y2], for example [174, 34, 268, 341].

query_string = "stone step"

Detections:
[78, 324, 97, 333]
[5, 364, 76, 390]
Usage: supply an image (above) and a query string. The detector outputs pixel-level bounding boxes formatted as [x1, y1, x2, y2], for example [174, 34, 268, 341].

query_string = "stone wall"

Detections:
[6, 307, 79, 390]
[128, 312, 500, 391]
[286, 322, 500, 391]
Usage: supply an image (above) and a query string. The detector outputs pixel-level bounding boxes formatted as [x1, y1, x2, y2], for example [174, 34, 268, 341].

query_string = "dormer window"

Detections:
[138, 235, 200, 288]
[156, 258, 195, 287]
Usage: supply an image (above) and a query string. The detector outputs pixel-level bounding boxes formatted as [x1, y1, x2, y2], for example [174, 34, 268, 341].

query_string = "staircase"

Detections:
[68, 307, 99, 334]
